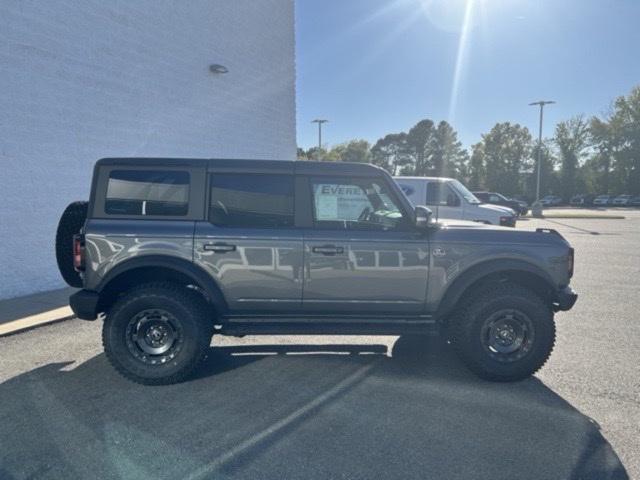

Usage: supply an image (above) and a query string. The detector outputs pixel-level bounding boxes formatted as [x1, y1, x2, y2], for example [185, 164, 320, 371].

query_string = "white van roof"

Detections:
[393, 176, 455, 182]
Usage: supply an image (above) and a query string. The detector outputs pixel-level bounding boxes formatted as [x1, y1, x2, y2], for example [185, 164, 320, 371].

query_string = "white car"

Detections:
[612, 194, 632, 206]
[593, 195, 612, 206]
[394, 176, 517, 227]
[540, 195, 562, 206]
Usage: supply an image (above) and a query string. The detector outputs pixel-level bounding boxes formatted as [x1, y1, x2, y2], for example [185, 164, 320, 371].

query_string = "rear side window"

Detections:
[209, 174, 294, 228]
[105, 170, 190, 216]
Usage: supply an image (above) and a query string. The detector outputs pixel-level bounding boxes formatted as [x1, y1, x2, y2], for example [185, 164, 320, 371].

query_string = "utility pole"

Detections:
[529, 100, 555, 202]
[311, 119, 328, 159]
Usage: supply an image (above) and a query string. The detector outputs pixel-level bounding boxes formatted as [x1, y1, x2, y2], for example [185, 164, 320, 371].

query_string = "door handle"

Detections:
[312, 245, 344, 255]
[203, 243, 236, 253]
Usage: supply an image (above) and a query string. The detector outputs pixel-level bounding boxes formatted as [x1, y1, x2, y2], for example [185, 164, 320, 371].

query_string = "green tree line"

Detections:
[298, 85, 640, 201]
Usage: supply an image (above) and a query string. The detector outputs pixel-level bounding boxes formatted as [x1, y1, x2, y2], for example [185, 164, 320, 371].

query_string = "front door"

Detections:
[302, 176, 429, 314]
[194, 172, 303, 313]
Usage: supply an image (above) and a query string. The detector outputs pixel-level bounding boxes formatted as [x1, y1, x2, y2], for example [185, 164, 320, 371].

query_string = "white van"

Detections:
[394, 176, 517, 227]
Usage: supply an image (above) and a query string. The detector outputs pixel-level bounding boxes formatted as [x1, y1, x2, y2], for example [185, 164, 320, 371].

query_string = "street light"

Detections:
[311, 119, 328, 159]
[529, 100, 555, 203]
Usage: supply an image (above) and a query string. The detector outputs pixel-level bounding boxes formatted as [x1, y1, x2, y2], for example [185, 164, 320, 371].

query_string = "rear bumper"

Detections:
[69, 289, 100, 320]
[554, 286, 578, 311]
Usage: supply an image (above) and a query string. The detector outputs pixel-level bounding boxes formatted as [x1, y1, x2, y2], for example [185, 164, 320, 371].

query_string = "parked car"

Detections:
[57, 157, 577, 385]
[630, 196, 640, 207]
[395, 177, 517, 226]
[593, 195, 612, 206]
[612, 194, 633, 206]
[472, 191, 529, 216]
[540, 195, 562, 206]
[570, 194, 595, 207]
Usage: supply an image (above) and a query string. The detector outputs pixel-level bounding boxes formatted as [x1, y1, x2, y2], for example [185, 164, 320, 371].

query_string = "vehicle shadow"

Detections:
[0, 336, 628, 480]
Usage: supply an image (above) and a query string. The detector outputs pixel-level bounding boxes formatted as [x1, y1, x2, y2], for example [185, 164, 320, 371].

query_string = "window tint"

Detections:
[425, 182, 460, 207]
[105, 170, 189, 216]
[209, 174, 294, 228]
[310, 177, 407, 230]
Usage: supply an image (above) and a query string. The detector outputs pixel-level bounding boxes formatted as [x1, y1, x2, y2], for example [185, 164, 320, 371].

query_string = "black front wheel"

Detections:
[449, 284, 555, 382]
[102, 283, 212, 385]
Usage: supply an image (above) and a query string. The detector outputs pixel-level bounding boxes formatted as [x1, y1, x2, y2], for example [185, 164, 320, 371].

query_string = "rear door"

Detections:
[301, 175, 429, 314]
[194, 163, 303, 313]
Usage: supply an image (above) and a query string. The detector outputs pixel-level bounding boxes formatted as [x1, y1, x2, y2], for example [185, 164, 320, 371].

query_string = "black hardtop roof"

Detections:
[96, 157, 386, 176]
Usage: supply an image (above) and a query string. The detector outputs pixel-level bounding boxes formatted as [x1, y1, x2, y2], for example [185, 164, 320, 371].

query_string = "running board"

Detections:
[217, 316, 438, 336]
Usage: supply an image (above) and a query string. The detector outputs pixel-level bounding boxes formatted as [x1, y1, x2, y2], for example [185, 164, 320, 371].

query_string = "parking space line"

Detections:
[0, 306, 74, 336]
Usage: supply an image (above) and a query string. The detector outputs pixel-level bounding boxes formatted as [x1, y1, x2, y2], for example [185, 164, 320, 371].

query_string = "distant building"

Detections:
[0, 0, 296, 299]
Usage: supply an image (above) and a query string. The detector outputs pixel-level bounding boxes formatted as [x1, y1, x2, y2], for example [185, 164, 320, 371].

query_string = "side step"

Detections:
[217, 316, 439, 336]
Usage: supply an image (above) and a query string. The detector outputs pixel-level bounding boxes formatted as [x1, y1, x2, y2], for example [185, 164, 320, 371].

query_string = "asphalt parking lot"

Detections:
[1, 210, 638, 480]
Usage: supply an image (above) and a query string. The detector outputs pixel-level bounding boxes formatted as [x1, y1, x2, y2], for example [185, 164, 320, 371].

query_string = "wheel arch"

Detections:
[436, 259, 556, 320]
[95, 256, 228, 315]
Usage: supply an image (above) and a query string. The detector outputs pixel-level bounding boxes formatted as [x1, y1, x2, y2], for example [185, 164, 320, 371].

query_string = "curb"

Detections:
[0, 307, 75, 337]
[541, 215, 625, 220]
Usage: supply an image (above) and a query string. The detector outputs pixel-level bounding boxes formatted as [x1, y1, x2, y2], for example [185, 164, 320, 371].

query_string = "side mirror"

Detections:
[414, 205, 433, 228]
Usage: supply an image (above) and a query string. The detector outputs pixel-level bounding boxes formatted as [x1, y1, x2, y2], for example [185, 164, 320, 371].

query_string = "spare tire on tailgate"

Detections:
[55, 201, 88, 287]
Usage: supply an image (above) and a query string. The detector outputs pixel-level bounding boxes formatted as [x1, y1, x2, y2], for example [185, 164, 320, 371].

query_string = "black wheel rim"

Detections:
[125, 309, 183, 365]
[480, 309, 535, 363]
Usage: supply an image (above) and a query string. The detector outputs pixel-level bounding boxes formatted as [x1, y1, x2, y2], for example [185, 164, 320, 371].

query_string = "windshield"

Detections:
[450, 180, 481, 204]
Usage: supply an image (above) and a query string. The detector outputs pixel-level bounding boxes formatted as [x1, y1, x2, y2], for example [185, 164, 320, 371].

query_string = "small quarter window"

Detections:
[209, 174, 294, 228]
[105, 170, 190, 216]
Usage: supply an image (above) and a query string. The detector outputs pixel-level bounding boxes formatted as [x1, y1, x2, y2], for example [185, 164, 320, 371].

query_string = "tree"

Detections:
[589, 116, 617, 194]
[370, 133, 410, 174]
[607, 86, 640, 194]
[476, 122, 533, 196]
[555, 115, 589, 201]
[467, 142, 485, 190]
[405, 119, 436, 175]
[325, 139, 371, 163]
[525, 140, 559, 200]
[431, 121, 468, 178]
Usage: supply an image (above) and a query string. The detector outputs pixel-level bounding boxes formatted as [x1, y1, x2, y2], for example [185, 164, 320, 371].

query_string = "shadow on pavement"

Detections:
[0, 336, 628, 480]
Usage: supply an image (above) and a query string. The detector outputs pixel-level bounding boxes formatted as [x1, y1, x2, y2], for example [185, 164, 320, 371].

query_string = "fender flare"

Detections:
[435, 258, 556, 318]
[97, 255, 228, 314]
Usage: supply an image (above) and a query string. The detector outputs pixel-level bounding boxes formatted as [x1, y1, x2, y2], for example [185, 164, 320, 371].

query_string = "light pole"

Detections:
[529, 100, 555, 202]
[311, 119, 328, 159]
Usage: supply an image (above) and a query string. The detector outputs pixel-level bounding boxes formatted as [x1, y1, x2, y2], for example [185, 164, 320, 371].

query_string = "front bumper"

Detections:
[69, 289, 100, 320]
[500, 216, 517, 227]
[554, 286, 578, 311]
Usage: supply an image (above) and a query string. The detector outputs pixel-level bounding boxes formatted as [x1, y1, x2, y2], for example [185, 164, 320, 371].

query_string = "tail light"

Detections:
[73, 234, 85, 271]
[568, 248, 574, 278]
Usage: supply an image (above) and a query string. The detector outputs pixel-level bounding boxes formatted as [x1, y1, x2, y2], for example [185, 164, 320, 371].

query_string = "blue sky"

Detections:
[295, 0, 640, 150]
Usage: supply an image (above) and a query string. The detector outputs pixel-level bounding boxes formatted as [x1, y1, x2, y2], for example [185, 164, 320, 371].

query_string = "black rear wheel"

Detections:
[55, 201, 88, 287]
[449, 283, 555, 382]
[103, 283, 213, 385]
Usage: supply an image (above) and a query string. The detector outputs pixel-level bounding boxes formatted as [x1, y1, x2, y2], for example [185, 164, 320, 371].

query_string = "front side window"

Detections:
[105, 170, 190, 216]
[209, 174, 294, 228]
[425, 182, 461, 207]
[310, 177, 407, 230]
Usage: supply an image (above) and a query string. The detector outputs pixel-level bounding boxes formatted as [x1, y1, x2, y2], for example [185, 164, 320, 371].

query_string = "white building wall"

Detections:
[0, 0, 296, 299]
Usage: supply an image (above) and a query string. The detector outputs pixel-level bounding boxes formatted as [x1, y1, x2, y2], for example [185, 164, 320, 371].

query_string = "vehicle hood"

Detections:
[434, 220, 570, 247]
[477, 203, 516, 215]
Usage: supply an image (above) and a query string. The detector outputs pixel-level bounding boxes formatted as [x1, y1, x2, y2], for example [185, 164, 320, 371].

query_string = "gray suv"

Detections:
[56, 158, 577, 385]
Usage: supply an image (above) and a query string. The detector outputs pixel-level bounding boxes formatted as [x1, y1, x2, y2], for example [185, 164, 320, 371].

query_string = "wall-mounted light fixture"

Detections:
[209, 64, 229, 74]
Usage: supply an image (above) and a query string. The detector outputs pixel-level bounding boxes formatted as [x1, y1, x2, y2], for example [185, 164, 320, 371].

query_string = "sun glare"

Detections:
[448, 0, 476, 123]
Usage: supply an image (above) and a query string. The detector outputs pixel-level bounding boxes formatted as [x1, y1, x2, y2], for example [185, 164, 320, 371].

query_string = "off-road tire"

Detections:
[102, 283, 213, 385]
[449, 283, 555, 382]
[55, 201, 88, 287]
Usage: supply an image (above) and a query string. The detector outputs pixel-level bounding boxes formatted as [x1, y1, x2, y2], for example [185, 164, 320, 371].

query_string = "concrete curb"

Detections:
[0, 307, 75, 337]
[541, 215, 625, 220]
